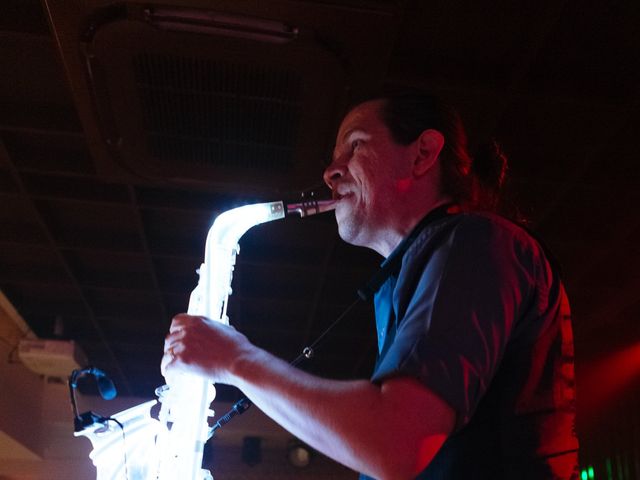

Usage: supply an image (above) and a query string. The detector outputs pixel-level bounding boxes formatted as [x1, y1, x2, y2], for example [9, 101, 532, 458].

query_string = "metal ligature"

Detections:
[74, 194, 336, 480]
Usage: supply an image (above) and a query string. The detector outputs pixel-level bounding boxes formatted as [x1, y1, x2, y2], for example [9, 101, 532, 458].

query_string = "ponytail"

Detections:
[470, 140, 508, 211]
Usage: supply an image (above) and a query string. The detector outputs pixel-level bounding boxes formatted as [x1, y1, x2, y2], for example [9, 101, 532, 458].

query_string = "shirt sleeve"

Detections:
[371, 215, 540, 429]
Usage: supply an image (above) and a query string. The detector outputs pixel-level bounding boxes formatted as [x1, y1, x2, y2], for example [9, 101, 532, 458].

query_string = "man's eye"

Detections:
[351, 139, 362, 150]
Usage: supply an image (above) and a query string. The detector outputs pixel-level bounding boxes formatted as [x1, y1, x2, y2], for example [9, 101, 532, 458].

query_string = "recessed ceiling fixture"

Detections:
[143, 7, 299, 44]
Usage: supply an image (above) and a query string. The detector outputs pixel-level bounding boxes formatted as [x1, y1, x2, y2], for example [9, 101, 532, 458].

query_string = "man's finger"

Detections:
[169, 313, 195, 332]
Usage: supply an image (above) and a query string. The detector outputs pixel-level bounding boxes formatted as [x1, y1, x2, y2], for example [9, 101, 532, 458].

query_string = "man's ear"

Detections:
[413, 129, 445, 177]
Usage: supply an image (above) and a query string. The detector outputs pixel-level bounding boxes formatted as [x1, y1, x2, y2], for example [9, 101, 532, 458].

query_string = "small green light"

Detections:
[588, 466, 595, 479]
[581, 470, 588, 480]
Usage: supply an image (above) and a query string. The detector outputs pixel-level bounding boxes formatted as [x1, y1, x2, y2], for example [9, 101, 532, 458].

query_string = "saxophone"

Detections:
[74, 197, 335, 480]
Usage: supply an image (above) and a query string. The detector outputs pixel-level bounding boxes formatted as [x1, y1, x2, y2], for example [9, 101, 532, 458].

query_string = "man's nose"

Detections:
[323, 158, 345, 189]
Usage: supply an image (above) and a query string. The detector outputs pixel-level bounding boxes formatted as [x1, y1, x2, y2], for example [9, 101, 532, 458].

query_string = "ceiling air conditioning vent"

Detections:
[133, 53, 301, 174]
[44, 1, 399, 190]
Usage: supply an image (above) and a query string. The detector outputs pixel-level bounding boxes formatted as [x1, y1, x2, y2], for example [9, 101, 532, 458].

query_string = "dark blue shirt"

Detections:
[360, 211, 578, 479]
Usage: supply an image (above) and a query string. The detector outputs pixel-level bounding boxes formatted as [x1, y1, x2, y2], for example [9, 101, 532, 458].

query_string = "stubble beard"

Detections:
[335, 201, 371, 248]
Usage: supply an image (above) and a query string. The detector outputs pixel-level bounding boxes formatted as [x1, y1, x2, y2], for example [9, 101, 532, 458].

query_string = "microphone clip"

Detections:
[74, 411, 110, 433]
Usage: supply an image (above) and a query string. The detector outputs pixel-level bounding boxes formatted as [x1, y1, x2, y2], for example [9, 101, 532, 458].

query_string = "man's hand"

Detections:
[161, 313, 251, 384]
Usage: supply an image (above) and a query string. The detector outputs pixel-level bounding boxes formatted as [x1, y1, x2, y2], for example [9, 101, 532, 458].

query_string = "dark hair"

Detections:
[375, 94, 510, 214]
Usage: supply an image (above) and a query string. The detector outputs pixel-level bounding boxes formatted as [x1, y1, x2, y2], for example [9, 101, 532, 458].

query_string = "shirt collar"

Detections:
[357, 203, 459, 301]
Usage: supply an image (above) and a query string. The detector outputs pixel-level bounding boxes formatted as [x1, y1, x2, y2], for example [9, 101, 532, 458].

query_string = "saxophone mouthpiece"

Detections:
[286, 186, 337, 217]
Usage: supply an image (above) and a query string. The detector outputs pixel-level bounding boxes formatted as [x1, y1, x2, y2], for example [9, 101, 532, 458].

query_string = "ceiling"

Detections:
[0, 0, 638, 434]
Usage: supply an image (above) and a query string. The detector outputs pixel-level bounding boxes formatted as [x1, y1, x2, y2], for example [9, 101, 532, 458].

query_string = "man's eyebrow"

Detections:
[339, 127, 367, 143]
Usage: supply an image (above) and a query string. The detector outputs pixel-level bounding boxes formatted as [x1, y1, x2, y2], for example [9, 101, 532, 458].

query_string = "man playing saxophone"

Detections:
[162, 94, 579, 480]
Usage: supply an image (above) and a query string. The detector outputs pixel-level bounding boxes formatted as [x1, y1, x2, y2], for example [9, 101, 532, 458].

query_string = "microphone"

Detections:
[68, 366, 117, 432]
[70, 366, 117, 400]
[93, 368, 117, 400]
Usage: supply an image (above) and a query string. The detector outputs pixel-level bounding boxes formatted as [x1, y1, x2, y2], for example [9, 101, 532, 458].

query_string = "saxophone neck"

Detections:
[286, 199, 337, 217]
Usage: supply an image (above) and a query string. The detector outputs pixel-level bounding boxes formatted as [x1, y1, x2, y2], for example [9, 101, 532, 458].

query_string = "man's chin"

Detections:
[336, 218, 354, 243]
[336, 218, 366, 247]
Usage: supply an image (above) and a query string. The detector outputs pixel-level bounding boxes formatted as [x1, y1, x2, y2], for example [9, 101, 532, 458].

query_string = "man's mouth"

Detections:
[333, 188, 354, 201]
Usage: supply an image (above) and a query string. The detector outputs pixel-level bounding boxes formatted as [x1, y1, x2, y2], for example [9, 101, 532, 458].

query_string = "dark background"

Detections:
[1, 0, 638, 476]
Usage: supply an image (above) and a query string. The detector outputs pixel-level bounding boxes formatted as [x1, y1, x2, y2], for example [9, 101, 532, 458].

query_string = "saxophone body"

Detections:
[75, 197, 335, 479]
[155, 201, 286, 480]
[75, 201, 286, 480]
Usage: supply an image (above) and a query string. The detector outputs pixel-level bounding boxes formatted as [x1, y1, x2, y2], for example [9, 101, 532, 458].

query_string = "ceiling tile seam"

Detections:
[0, 280, 187, 297]
[128, 185, 171, 331]
[0, 126, 85, 139]
[11, 192, 130, 208]
[2, 150, 133, 393]
[137, 203, 236, 215]
[0, 29, 51, 43]
[0, 241, 193, 261]
[55, 243, 198, 261]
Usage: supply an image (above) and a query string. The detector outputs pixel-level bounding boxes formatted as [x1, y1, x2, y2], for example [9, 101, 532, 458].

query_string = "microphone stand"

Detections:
[68, 367, 113, 433]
